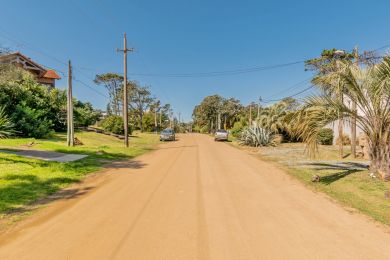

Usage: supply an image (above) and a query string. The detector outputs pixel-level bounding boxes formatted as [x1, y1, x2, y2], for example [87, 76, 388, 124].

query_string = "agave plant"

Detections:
[0, 106, 14, 138]
[239, 122, 275, 147]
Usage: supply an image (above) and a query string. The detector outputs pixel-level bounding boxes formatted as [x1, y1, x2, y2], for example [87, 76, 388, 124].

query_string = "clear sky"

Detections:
[1, 0, 389, 121]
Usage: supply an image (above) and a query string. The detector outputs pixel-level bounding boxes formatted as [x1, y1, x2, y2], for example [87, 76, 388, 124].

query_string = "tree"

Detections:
[221, 98, 243, 129]
[192, 95, 224, 132]
[258, 100, 290, 134]
[94, 73, 123, 116]
[306, 49, 355, 158]
[74, 101, 101, 127]
[287, 57, 390, 180]
[128, 83, 153, 132]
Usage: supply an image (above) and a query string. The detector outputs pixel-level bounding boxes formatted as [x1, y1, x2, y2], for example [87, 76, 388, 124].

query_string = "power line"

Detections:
[262, 85, 315, 103]
[128, 60, 306, 78]
[264, 77, 313, 100]
[73, 78, 110, 99]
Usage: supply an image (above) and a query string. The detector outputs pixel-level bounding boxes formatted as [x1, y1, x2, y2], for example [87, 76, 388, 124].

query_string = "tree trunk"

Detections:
[369, 142, 390, 180]
[139, 113, 143, 132]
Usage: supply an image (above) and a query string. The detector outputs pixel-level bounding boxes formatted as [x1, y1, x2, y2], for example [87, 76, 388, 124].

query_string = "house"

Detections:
[0, 52, 61, 87]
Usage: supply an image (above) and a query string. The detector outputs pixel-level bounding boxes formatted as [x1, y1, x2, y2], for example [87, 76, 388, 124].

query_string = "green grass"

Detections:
[0, 131, 159, 217]
[233, 142, 390, 226]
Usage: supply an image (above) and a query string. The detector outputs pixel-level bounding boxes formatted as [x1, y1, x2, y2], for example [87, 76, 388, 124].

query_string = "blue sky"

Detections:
[1, 0, 389, 121]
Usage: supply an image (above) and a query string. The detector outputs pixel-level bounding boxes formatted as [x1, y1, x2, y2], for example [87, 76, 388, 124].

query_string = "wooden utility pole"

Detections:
[257, 97, 262, 119]
[249, 105, 252, 126]
[351, 46, 358, 158]
[67, 60, 74, 147]
[217, 113, 221, 130]
[154, 108, 158, 134]
[117, 33, 134, 147]
[159, 110, 162, 128]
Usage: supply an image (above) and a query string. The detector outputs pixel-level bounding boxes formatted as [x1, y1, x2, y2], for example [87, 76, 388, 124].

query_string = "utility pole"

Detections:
[159, 110, 162, 128]
[67, 60, 74, 147]
[351, 46, 358, 158]
[217, 112, 221, 130]
[117, 33, 134, 147]
[257, 97, 262, 119]
[249, 104, 252, 126]
[154, 107, 158, 134]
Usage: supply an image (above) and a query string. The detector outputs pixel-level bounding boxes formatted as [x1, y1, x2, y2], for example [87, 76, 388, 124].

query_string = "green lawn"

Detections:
[0, 131, 159, 217]
[233, 142, 390, 226]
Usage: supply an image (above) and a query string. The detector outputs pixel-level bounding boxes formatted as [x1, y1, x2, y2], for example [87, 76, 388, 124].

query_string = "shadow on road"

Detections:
[106, 160, 147, 169]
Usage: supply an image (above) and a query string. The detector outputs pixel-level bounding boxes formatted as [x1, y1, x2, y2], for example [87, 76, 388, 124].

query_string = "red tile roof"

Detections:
[43, 69, 61, 79]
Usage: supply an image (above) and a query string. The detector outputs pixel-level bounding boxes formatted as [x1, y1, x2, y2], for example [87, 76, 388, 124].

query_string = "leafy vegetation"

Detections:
[317, 128, 334, 145]
[0, 64, 101, 138]
[101, 115, 132, 135]
[192, 95, 244, 132]
[94, 73, 173, 132]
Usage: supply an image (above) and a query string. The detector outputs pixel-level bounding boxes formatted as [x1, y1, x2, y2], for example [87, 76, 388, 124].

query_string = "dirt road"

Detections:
[1, 134, 390, 259]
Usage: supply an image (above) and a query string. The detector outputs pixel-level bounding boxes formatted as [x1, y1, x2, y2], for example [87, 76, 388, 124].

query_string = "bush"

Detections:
[74, 101, 101, 127]
[12, 104, 53, 138]
[317, 128, 334, 145]
[230, 121, 244, 137]
[0, 65, 99, 136]
[101, 115, 132, 135]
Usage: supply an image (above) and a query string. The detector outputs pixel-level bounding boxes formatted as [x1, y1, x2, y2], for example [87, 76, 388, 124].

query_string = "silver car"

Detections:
[214, 129, 228, 141]
[160, 129, 175, 141]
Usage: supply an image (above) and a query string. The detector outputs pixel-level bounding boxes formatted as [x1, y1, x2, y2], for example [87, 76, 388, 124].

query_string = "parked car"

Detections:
[214, 129, 228, 141]
[160, 128, 175, 141]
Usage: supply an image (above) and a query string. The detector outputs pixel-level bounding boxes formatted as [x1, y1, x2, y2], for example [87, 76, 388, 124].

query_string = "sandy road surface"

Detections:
[0, 134, 390, 259]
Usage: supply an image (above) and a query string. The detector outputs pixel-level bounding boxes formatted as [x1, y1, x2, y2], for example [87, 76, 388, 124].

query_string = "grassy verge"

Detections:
[231, 142, 390, 226]
[0, 131, 159, 218]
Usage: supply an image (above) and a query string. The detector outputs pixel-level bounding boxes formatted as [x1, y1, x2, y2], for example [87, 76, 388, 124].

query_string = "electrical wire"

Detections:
[262, 85, 315, 103]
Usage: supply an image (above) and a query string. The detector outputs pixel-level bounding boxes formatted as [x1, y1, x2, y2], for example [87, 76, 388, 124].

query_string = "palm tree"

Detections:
[311, 59, 347, 158]
[287, 57, 390, 180]
[0, 106, 14, 138]
[258, 101, 289, 134]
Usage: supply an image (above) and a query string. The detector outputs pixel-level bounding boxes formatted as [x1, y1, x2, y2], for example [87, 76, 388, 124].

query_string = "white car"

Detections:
[214, 129, 228, 141]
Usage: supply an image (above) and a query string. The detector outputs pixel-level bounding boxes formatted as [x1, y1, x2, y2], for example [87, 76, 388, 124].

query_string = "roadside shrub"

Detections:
[101, 115, 132, 135]
[231, 121, 244, 137]
[0, 64, 99, 135]
[74, 101, 101, 127]
[239, 123, 275, 147]
[317, 128, 334, 145]
[200, 125, 209, 134]
[12, 104, 53, 138]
